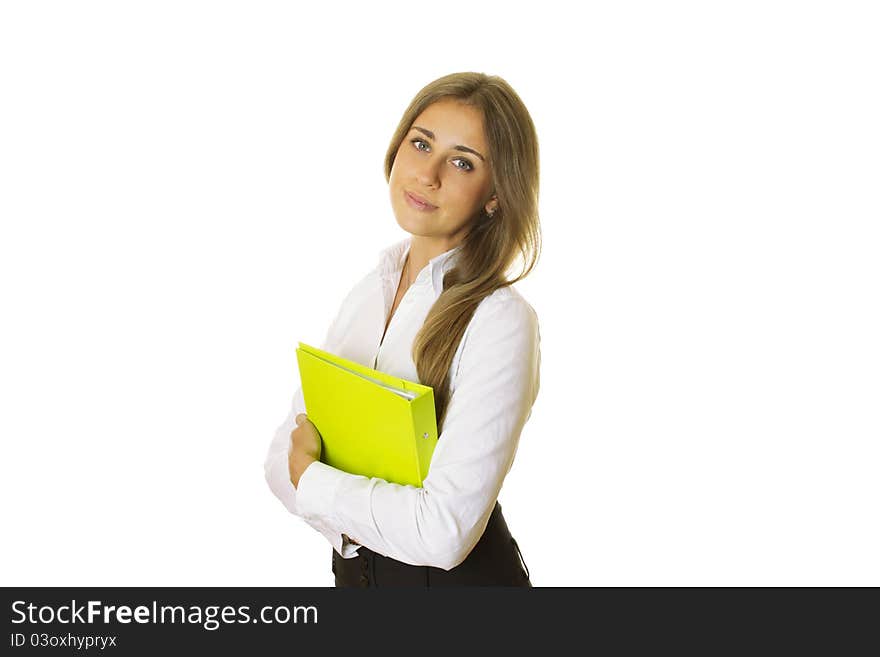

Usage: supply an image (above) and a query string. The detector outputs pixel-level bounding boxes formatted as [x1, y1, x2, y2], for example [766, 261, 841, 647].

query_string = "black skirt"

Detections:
[332, 502, 531, 587]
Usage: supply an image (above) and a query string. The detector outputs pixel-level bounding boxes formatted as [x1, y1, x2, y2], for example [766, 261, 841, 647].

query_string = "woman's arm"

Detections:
[264, 386, 308, 514]
[264, 280, 366, 557]
[294, 295, 541, 571]
[263, 388, 353, 550]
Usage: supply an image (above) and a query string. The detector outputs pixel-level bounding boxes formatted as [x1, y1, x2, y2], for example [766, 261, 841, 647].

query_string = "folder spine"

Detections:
[410, 390, 439, 485]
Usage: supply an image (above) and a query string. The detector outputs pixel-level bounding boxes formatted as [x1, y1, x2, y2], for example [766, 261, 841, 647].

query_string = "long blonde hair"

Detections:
[384, 72, 541, 433]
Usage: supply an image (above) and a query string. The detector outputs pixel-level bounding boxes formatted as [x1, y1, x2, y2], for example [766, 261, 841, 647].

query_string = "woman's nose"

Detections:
[416, 156, 441, 188]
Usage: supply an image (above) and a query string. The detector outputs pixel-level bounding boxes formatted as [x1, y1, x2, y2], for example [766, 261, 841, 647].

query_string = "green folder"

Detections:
[295, 342, 439, 487]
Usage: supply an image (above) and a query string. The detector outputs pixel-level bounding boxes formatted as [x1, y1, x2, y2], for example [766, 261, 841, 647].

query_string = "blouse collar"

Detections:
[377, 237, 462, 295]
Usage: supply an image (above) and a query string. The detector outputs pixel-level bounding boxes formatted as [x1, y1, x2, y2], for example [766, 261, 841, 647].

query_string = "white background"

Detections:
[1, 1, 877, 586]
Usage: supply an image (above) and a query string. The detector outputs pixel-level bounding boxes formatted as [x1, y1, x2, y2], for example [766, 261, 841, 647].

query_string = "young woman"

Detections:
[264, 71, 541, 586]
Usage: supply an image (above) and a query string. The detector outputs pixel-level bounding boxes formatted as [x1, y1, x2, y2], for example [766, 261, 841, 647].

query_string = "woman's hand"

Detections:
[288, 413, 322, 489]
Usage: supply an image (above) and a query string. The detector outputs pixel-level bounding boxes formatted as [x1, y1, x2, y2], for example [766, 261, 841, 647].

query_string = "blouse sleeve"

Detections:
[294, 295, 541, 570]
[263, 288, 364, 558]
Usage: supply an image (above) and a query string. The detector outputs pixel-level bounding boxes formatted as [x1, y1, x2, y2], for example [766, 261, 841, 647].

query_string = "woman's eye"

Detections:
[410, 138, 473, 172]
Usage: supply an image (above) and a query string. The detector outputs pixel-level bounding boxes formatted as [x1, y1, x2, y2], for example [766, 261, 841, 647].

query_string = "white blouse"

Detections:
[264, 237, 541, 571]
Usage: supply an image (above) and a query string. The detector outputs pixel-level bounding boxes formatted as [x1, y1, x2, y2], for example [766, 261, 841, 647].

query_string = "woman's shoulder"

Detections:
[450, 284, 541, 388]
[469, 284, 540, 336]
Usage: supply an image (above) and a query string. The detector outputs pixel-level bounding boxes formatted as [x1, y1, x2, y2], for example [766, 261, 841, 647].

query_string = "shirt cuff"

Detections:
[296, 460, 345, 524]
[340, 536, 361, 559]
[304, 515, 344, 553]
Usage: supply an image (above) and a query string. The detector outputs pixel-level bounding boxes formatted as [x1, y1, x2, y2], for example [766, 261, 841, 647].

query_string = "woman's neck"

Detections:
[406, 235, 460, 283]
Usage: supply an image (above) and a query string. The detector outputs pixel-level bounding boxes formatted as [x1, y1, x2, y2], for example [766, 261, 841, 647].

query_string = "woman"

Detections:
[264, 71, 541, 586]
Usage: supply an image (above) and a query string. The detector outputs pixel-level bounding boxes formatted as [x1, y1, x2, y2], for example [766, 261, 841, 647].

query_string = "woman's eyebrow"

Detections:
[412, 126, 485, 162]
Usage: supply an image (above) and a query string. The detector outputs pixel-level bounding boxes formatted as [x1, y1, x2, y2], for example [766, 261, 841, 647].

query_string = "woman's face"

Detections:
[389, 99, 498, 249]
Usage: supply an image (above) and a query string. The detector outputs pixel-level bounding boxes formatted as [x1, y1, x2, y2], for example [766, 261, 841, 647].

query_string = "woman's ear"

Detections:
[483, 191, 499, 215]
[484, 197, 499, 218]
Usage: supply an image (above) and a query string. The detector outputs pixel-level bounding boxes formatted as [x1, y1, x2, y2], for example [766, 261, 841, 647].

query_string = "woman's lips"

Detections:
[405, 191, 438, 211]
